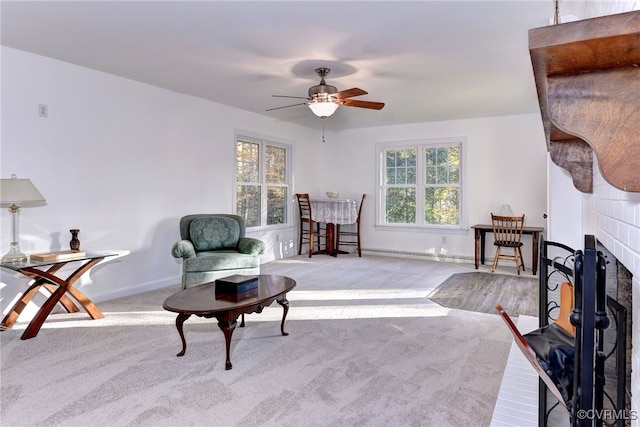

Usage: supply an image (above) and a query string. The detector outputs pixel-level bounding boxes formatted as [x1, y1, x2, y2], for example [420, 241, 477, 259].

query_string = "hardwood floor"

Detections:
[428, 271, 539, 317]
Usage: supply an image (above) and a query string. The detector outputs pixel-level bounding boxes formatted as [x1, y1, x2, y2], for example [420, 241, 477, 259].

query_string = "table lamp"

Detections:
[1, 174, 46, 264]
[497, 204, 514, 216]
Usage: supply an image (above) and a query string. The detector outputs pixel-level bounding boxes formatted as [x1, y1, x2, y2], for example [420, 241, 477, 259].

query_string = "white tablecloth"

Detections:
[310, 198, 358, 224]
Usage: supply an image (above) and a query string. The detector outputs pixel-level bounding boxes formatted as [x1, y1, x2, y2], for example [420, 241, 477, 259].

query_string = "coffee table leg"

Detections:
[175, 313, 191, 357]
[217, 318, 238, 370]
[277, 297, 290, 336]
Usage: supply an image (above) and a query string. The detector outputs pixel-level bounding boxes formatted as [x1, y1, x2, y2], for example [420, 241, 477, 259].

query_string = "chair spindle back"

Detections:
[296, 193, 313, 221]
[491, 214, 525, 246]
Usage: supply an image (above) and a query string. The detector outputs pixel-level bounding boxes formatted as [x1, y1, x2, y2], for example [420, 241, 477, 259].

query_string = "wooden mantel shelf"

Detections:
[529, 11, 640, 193]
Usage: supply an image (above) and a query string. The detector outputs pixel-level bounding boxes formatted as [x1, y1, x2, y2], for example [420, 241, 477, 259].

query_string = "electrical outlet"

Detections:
[441, 236, 447, 245]
[38, 104, 48, 118]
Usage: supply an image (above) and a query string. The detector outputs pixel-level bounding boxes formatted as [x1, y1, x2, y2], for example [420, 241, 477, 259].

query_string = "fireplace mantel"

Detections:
[529, 11, 640, 193]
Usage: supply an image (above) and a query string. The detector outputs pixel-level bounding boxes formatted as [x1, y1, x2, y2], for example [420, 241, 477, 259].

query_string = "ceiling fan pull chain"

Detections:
[322, 120, 326, 143]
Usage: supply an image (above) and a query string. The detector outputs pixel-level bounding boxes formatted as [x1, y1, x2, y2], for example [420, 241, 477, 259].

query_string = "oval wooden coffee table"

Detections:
[163, 274, 296, 370]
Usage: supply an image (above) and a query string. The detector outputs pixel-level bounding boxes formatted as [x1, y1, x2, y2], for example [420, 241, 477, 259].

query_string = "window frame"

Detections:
[375, 136, 467, 232]
[234, 131, 293, 230]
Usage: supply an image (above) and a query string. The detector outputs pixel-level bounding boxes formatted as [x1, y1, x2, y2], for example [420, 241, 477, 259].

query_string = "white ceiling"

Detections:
[0, 1, 589, 131]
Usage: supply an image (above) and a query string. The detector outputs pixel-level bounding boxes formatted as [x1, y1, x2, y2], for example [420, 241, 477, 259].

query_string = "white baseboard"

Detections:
[363, 247, 475, 264]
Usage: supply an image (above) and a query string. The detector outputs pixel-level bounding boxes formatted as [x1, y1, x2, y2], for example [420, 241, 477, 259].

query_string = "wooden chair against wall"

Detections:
[296, 193, 326, 257]
[336, 194, 366, 257]
[491, 213, 526, 275]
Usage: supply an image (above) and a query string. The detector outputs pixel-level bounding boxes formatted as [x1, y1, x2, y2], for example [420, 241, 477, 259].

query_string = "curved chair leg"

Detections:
[356, 228, 362, 257]
[298, 224, 303, 255]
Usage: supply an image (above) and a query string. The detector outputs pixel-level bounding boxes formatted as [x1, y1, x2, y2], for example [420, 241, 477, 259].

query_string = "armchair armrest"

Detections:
[171, 240, 196, 259]
[238, 237, 266, 255]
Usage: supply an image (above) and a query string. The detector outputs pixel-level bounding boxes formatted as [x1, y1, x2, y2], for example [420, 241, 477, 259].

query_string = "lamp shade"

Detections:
[0, 176, 46, 207]
[308, 101, 339, 118]
[497, 204, 514, 216]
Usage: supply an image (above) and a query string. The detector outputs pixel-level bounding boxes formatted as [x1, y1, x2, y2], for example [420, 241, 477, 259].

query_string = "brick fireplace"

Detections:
[585, 162, 640, 424]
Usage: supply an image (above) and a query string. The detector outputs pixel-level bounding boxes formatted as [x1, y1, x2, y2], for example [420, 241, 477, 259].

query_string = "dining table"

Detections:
[310, 197, 358, 256]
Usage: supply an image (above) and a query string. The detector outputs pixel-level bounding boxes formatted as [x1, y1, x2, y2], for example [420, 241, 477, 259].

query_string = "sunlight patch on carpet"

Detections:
[290, 289, 432, 300]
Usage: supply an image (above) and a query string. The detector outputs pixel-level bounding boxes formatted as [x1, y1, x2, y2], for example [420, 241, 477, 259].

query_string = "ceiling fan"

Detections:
[267, 67, 385, 118]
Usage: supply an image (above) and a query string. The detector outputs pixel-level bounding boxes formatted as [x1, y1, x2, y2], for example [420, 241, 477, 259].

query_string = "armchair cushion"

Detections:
[189, 216, 240, 251]
[184, 251, 260, 273]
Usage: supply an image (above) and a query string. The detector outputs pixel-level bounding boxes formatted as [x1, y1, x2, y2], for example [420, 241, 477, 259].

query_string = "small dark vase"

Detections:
[70, 229, 80, 251]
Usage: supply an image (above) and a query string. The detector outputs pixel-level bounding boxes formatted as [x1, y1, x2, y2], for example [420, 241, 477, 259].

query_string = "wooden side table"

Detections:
[471, 224, 544, 275]
[1, 252, 117, 339]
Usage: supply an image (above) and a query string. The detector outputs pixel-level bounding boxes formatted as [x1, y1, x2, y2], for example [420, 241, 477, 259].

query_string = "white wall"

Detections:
[0, 47, 322, 309]
[547, 158, 585, 250]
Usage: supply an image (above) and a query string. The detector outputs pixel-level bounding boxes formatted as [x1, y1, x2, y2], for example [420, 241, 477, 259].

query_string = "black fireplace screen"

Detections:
[538, 235, 629, 427]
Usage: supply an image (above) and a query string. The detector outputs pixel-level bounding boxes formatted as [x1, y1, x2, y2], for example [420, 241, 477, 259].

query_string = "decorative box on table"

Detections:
[215, 275, 259, 302]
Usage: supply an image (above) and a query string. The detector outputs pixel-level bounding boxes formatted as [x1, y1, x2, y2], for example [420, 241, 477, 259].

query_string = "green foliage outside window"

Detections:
[266, 145, 286, 184]
[384, 148, 417, 223]
[267, 186, 287, 225]
[236, 141, 259, 183]
[386, 188, 416, 223]
[385, 149, 416, 185]
[236, 185, 261, 227]
[424, 146, 460, 225]
[236, 138, 289, 228]
[425, 187, 460, 225]
[382, 142, 462, 227]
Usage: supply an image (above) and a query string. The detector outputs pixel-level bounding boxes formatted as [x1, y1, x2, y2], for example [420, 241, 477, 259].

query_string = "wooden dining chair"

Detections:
[491, 213, 526, 275]
[336, 194, 366, 257]
[296, 193, 327, 257]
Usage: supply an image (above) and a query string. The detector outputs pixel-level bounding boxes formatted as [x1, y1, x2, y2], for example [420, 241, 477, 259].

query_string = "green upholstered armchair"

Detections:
[171, 214, 266, 289]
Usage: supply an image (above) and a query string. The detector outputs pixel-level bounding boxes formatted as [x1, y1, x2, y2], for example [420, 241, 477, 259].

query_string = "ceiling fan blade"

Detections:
[341, 99, 385, 110]
[266, 102, 308, 112]
[272, 95, 310, 100]
[332, 88, 368, 99]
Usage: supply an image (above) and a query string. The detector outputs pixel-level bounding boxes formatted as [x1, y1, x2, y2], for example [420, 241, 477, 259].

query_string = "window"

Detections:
[236, 135, 290, 228]
[378, 138, 464, 229]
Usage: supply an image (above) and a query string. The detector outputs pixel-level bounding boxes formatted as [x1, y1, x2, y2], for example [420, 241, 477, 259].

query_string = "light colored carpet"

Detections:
[428, 272, 539, 317]
[1, 255, 519, 427]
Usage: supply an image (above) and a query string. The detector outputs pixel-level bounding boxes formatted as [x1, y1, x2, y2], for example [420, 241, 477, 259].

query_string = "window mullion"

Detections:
[260, 141, 267, 227]
[416, 145, 425, 225]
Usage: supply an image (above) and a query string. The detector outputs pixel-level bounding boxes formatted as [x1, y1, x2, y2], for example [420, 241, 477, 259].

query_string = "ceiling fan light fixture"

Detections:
[269, 67, 384, 118]
[308, 100, 339, 118]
